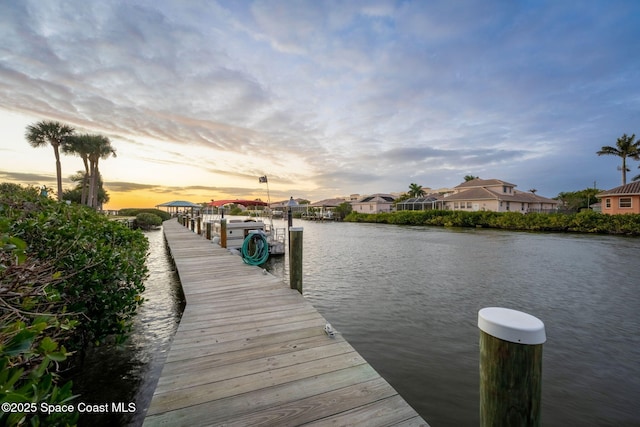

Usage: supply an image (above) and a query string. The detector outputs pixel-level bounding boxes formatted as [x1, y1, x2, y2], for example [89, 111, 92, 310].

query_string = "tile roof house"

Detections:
[596, 181, 640, 214]
[306, 198, 348, 219]
[351, 193, 396, 214]
[441, 179, 559, 213]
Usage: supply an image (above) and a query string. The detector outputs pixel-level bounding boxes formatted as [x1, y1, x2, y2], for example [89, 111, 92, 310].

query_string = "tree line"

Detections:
[345, 209, 640, 235]
[25, 120, 116, 209]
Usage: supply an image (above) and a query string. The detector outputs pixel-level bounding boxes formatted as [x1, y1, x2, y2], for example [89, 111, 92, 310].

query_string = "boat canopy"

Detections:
[208, 199, 268, 207]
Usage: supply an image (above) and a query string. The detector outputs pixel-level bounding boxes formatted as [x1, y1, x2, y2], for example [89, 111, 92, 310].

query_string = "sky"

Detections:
[1, 0, 639, 210]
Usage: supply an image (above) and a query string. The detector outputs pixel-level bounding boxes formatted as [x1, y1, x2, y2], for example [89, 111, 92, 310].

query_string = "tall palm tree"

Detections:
[597, 133, 640, 185]
[87, 135, 116, 209]
[408, 183, 425, 198]
[464, 175, 479, 182]
[63, 134, 93, 205]
[25, 121, 75, 201]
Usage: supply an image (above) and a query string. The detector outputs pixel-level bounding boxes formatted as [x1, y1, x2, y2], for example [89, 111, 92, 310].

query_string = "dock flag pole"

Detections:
[259, 175, 270, 210]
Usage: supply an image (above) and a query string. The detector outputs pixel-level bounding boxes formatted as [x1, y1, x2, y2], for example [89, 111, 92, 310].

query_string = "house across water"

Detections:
[596, 181, 640, 214]
[396, 178, 559, 213]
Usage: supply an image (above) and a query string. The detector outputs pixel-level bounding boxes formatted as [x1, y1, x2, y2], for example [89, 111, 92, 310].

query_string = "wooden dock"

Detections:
[143, 219, 428, 426]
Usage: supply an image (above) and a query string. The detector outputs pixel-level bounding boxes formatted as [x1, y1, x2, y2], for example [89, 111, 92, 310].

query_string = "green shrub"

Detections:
[1, 183, 149, 347]
[1, 189, 79, 425]
[119, 208, 171, 221]
[135, 212, 163, 230]
[1, 183, 150, 424]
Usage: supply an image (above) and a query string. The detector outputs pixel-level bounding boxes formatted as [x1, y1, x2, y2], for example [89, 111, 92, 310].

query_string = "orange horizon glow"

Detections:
[103, 189, 221, 211]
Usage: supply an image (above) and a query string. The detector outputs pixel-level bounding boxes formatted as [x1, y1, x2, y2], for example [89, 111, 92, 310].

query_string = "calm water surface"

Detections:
[267, 218, 640, 426]
[75, 219, 639, 426]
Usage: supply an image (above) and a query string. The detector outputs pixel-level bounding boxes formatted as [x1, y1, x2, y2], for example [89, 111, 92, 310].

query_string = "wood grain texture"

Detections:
[479, 331, 543, 427]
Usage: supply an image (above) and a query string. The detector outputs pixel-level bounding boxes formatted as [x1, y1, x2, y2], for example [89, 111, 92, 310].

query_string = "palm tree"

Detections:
[86, 135, 117, 209]
[408, 183, 425, 198]
[25, 121, 75, 201]
[464, 175, 478, 182]
[63, 134, 93, 205]
[529, 189, 537, 194]
[597, 133, 640, 185]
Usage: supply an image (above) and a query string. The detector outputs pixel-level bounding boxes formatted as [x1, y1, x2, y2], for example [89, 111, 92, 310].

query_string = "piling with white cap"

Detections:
[478, 307, 546, 427]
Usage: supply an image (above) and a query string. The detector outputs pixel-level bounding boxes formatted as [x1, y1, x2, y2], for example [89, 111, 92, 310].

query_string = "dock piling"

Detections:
[220, 219, 227, 248]
[289, 227, 303, 293]
[478, 307, 546, 427]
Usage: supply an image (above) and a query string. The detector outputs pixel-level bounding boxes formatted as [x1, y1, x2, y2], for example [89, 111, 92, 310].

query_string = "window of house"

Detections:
[605, 198, 611, 208]
[506, 202, 510, 211]
[467, 202, 472, 208]
[619, 198, 632, 208]
[454, 202, 459, 209]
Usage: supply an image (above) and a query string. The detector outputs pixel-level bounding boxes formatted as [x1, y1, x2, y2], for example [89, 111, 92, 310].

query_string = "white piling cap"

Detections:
[289, 227, 303, 231]
[478, 307, 546, 345]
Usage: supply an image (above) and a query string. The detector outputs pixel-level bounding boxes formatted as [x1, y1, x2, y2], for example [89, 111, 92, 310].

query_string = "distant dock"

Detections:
[143, 219, 428, 426]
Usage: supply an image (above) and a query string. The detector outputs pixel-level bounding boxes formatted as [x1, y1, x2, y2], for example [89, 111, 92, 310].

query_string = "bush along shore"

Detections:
[0, 183, 149, 426]
[344, 209, 640, 235]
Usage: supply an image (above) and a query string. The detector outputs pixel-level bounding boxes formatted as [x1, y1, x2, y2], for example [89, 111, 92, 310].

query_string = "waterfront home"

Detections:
[307, 198, 347, 218]
[433, 178, 558, 213]
[596, 181, 640, 214]
[351, 193, 396, 214]
[268, 198, 309, 216]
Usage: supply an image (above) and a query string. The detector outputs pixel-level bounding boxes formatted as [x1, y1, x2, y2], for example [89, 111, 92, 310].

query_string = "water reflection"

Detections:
[68, 227, 185, 427]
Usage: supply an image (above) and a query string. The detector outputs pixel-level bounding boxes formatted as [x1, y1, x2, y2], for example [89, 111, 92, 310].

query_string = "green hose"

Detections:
[241, 232, 270, 265]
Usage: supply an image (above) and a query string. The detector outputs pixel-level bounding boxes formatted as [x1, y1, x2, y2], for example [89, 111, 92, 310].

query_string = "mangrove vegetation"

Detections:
[1, 183, 149, 426]
[345, 209, 640, 235]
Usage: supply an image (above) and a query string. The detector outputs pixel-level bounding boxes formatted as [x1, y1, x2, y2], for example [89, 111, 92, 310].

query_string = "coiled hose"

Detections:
[241, 231, 269, 265]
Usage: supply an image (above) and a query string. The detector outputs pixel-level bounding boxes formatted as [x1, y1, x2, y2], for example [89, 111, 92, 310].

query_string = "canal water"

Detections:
[74, 219, 639, 426]
[266, 218, 640, 427]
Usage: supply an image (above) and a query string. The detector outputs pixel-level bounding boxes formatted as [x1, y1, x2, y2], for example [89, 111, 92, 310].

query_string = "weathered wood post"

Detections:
[478, 307, 546, 427]
[190, 218, 195, 232]
[289, 227, 303, 293]
[206, 222, 212, 240]
[197, 216, 201, 235]
[220, 219, 227, 248]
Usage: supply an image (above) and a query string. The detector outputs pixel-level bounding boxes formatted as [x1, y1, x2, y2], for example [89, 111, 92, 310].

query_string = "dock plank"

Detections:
[143, 219, 429, 426]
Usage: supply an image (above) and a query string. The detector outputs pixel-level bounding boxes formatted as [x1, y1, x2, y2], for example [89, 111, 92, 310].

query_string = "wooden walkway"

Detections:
[143, 219, 428, 426]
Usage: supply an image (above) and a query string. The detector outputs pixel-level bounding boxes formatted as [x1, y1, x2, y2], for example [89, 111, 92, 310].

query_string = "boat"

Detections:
[209, 217, 285, 255]
[205, 176, 286, 256]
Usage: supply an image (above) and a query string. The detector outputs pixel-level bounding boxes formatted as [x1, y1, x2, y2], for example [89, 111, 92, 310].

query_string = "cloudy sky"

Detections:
[1, 0, 639, 209]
